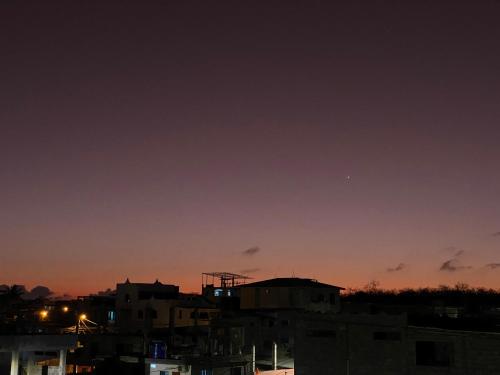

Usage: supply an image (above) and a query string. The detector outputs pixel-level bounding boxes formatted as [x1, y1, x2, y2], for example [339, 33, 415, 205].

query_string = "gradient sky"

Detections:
[1, 1, 500, 296]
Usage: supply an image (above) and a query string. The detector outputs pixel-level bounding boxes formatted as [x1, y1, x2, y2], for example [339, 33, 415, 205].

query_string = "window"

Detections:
[124, 293, 131, 303]
[281, 319, 289, 326]
[149, 309, 158, 319]
[178, 310, 183, 319]
[214, 289, 223, 297]
[373, 331, 402, 341]
[311, 294, 325, 303]
[330, 293, 336, 304]
[416, 341, 453, 367]
[107, 310, 116, 322]
[137, 310, 143, 319]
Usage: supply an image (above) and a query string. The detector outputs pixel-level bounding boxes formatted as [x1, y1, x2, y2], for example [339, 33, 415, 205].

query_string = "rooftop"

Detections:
[239, 277, 344, 290]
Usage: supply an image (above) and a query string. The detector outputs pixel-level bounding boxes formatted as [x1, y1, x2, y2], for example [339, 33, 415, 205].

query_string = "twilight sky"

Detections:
[1, 1, 500, 296]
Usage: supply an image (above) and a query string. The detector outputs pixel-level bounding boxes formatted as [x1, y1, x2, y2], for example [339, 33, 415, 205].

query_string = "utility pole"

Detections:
[252, 344, 256, 374]
[272, 342, 277, 371]
[73, 315, 82, 375]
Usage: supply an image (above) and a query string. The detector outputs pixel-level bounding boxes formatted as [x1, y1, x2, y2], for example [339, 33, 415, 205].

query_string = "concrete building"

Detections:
[202, 272, 250, 309]
[116, 279, 180, 333]
[239, 278, 343, 313]
[295, 312, 500, 375]
[171, 294, 219, 329]
[202, 277, 345, 373]
[0, 334, 76, 375]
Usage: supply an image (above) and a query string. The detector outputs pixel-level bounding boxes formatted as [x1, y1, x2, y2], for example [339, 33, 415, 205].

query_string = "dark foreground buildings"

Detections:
[3, 275, 500, 374]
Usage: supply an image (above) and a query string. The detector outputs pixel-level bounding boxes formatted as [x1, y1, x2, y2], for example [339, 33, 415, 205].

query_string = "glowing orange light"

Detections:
[79, 314, 87, 321]
[62, 306, 69, 313]
[39, 310, 48, 319]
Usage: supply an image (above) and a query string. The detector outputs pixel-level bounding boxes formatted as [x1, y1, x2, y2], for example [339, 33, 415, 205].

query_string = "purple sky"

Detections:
[1, 1, 500, 295]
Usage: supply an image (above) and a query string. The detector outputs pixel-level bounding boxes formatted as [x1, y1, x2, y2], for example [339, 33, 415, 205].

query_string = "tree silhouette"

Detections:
[0, 284, 25, 305]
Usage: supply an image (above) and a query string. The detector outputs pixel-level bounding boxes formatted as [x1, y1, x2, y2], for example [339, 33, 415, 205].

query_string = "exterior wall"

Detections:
[239, 311, 297, 360]
[294, 313, 500, 375]
[146, 361, 191, 375]
[240, 287, 340, 313]
[407, 326, 500, 375]
[295, 313, 407, 375]
[0, 335, 76, 352]
[116, 283, 179, 332]
[117, 297, 177, 332]
[79, 334, 144, 357]
[172, 306, 219, 328]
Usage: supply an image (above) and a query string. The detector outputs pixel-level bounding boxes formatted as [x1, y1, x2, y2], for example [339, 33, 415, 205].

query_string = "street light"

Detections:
[62, 306, 69, 313]
[73, 313, 87, 375]
[39, 310, 48, 320]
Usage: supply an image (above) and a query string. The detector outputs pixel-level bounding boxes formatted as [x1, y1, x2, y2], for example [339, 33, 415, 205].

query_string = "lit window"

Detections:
[107, 310, 116, 322]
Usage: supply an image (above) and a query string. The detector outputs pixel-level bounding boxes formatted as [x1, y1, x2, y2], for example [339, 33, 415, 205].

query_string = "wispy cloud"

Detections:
[440, 259, 472, 272]
[242, 246, 260, 256]
[443, 246, 465, 257]
[386, 263, 406, 273]
[439, 250, 472, 272]
[485, 263, 500, 270]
